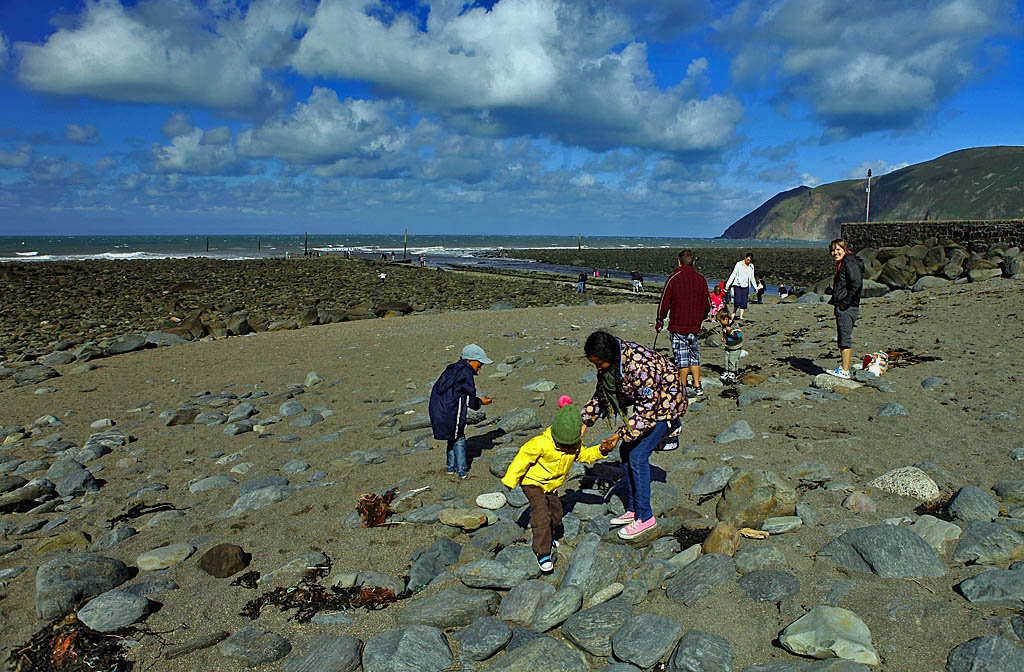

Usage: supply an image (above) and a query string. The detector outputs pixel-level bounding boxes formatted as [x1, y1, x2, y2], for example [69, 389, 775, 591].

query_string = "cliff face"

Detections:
[721, 146, 1024, 240]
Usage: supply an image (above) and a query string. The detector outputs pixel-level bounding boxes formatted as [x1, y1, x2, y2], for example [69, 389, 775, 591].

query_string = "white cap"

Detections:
[461, 344, 493, 364]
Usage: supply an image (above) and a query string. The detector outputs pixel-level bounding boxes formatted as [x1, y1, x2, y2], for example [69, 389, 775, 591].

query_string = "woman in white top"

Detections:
[725, 252, 758, 320]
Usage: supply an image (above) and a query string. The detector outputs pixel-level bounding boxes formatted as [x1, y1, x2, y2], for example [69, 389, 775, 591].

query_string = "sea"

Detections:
[0, 234, 818, 287]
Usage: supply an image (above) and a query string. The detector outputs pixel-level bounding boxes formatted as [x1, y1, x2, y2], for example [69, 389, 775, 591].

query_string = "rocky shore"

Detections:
[0, 266, 1023, 671]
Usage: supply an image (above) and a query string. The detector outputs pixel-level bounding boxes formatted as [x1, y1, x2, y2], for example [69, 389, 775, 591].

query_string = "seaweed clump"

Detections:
[8, 616, 135, 672]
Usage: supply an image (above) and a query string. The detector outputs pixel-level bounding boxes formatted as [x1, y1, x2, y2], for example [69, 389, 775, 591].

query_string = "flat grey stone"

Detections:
[220, 485, 293, 517]
[36, 553, 133, 619]
[55, 468, 100, 497]
[453, 616, 512, 661]
[281, 633, 362, 672]
[994, 481, 1024, 503]
[946, 486, 999, 522]
[499, 579, 555, 627]
[189, 474, 238, 493]
[667, 630, 733, 672]
[77, 590, 150, 632]
[195, 411, 227, 426]
[357, 570, 405, 596]
[280, 400, 305, 417]
[45, 458, 83, 481]
[734, 545, 787, 575]
[362, 625, 452, 672]
[90, 526, 137, 551]
[876, 401, 908, 417]
[982, 412, 1015, 422]
[714, 420, 754, 443]
[957, 568, 1024, 607]
[487, 636, 588, 672]
[665, 553, 736, 606]
[405, 503, 447, 524]
[953, 521, 1024, 565]
[737, 570, 800, 602]
[946, 635, 1024, 672]
[218, 626, 292, 666]
[455, 559, 532, 589]
[240, 475, 289, 495]
[818, 524, 946, 577]
[561, 596, 632, 656]
[921, 377, 943, 390]
[409, 538, 462, 589]
[396, 588, 499, 628]
[689, 467, 733, 497]
[531, 585, 583, 631]
[611, 612, 682, 669]
[124, 575, 179, 597]
[779, 606, 879, 665]
[496, 409, 542, 433]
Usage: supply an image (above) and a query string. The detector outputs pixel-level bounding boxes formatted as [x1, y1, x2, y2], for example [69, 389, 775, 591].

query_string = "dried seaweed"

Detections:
[673, 526, 711, 548]
[8, 615, 135, 672]
[229, 571, 260, 589]
[719, 388, 739, 399]
[885, 349, 942, 368]
[105, 502, 179, 528]
[914, 493, 955, 522]
[796, 481, 826, 494]
[356, 489, 399, 528]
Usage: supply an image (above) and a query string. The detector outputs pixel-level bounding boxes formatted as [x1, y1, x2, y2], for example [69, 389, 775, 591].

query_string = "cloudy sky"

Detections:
[0, 0, 1021, 237]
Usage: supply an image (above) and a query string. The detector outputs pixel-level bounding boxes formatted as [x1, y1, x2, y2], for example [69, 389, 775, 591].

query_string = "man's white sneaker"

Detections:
[827, 366, 851, 380]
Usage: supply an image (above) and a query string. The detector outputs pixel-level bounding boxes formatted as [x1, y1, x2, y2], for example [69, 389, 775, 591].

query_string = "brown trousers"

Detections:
[522, 484, 563, 557]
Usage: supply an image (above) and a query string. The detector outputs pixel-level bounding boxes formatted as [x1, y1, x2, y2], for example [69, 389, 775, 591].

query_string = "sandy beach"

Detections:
[1, 266, 1023, 671]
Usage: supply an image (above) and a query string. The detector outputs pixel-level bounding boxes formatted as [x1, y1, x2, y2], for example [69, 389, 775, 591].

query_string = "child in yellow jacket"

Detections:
[501, 396, 612, 573]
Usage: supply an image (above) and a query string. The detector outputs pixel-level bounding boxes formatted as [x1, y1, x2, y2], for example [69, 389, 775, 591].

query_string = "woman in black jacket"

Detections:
[827, 239, 864, 379]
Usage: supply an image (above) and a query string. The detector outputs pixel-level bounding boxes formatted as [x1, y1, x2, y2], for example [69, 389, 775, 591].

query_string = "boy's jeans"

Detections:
[446, 436, 468, 477]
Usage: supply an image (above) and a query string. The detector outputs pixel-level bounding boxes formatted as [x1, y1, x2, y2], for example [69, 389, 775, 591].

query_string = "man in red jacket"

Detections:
[656, 249, 712, 397]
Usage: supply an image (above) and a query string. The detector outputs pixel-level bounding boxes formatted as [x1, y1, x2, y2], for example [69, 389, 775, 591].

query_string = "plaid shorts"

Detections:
[670, 332, 700, 368]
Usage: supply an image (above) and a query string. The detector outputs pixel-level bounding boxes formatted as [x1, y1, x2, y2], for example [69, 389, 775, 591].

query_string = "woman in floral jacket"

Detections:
[581, 331, 686, 540]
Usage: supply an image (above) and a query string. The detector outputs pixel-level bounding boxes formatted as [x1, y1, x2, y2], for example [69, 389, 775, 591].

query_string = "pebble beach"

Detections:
[1, 253, 1023, 671]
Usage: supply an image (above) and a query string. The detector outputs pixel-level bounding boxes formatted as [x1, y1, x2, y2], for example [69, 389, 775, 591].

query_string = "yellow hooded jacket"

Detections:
[501, 427, 607, 493]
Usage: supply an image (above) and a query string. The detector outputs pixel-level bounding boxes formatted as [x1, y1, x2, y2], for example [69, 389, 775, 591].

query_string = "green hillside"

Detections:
[721, 146, 1024, 240]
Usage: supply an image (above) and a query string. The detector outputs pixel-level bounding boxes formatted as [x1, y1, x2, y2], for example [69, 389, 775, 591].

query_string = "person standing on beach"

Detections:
[827, 239, 865, 380]
[577, 270, 587, 293]
[656, 249, 711, 397]
[429, 344, 493, 478]
[631, 270, 642, 292]
[725, 252, 758, 321]
[581, 331, 685, 540]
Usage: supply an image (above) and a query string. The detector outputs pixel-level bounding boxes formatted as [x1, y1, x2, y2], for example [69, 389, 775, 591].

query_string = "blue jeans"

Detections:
[577, 282, 585, 293]
[619, 421, 669, 521]
[446, 436, 468, 477]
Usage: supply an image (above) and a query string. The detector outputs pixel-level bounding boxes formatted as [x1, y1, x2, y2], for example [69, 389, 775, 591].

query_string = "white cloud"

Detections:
[202, 126, 232, 146]
[238, 88, 407, 164]
[721, 0, 1017, 137]
[152, 128, 247, 175]
[15, 0, 287, 112]
[0, 31, 9, 70]
[161, 112, 194, 139]
[0, 144, 32, 167]
[64, 124, 101, 145]
[844, 159, 911, 179]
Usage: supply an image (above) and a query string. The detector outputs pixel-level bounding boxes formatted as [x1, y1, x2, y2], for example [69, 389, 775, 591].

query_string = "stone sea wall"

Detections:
[841, 220, 1024, 253]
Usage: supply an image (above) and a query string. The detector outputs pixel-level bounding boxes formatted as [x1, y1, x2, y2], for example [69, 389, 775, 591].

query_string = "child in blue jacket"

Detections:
[428, 344, 493, 478]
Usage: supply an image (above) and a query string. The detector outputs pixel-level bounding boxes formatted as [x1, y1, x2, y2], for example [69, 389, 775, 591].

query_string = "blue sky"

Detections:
[0, 0, 1021, 236]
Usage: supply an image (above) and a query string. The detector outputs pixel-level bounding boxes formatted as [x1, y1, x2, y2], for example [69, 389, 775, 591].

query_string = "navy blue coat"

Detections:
[429, 359, 482, 441]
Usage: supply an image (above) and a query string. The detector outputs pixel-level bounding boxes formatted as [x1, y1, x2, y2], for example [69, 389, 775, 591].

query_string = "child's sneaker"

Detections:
[537, 554, 554, 573]
[617, 516, 657, 540]
[826, 366, 851, 380]
[659, 438, 678, 451]
[609, 511, 635, 526]
[691, 386, 704, 397]
[551, 539, 560, 549]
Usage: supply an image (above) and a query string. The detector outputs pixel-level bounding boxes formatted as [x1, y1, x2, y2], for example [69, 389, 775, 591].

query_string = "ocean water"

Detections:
[0, 234, 818, 263]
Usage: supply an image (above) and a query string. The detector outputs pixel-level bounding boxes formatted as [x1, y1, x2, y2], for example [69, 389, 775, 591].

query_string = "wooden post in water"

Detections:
[206, 237, 209, 253]
[258, 237, 261, 251]
[304, 232, 308, 256]
[578, 233, 581, 252]
[404, 228, 408, 260]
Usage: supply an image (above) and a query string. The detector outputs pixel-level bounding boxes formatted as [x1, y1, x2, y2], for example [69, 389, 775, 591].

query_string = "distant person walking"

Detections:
[755, 280, 765, 304]
[429, 344, 494, 479]
[657, 249, 711, 397]
[577, 270, 587, 294]
[725, 252, 758, 321]
[709, 282, 726, 318]
[631, 270, 642, 292]
[827, 239, 865, 380]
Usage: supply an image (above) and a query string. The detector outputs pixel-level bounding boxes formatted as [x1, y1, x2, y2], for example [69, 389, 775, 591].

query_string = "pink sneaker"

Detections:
[617, 516, 657, 540]
[609, 511, 635, 526]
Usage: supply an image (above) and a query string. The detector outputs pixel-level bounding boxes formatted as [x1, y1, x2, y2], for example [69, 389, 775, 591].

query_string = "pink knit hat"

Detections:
[557, 395, 573, 408]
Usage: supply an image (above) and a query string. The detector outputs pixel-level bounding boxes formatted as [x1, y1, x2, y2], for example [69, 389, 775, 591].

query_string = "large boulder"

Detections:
[818, 525, 945, 578]
[715, 469, 798, 528]
[877, 259, 917, 289]
[36, 553, 133, 619]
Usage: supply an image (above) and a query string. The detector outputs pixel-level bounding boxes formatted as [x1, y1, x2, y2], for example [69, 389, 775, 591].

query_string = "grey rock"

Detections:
[189, 474, 238, 493]
[124, 575, 179, 597]
[779, 606, 879, 665]
[499, 579, 555, 627]
[104, 334, 148, 356]
[737, 569, 800, 602]
[45, 458, 84, 482]
[362, 625, 452, 672]
[795, 292, 820, 304]
[13, 459, 49, 476]
[716, 469, 798, 528]
[455, 560, 532, 589]
[220, 485, 293, 517]
[689, 466, 733, 497]
[876, 401, 908, 417]
[239, 475, 289, 495]
[667, 630, 733, 672]
[953, 521, 1024, 565]
[310, 612, 353, 626]
[784, 462, 832, 483]
[279, 400, 305, 417]
[714, 420, 754, 443]
[487, 636, 588, 672]
[531, 585, 583, 631]
[819, 524, 945, 577]
[289, 411, 324, 427]
[357, 570, 405, 597]
[957, 568, 1024, 607]
[55, 468, 100, 497]
[454, 616, 512, 661]
[497, 409, 542, 433]
[165, 407, 200, 426]
[921, 377, 944, 390]
[740, 664, 799, 672]
[983, 411, 1016, 422]
[409, 538, 462, 589]
[797, 502, 821, 527]
[218, 626, 292, 667]
[227, 402, 258, 423]
[611, 612, 682, 669]
[495, 546, 545, 579]
[281, 633, 362, 672]
[281, 459, 309, 474]
[90, 526, 137, 551]
[194, 411, 227, 426]
[77, 590, 150, 632]
[405, 503, 447, 524]
[36, 553, 133, 619]
[561, 596, 632, 656]
[396, 588, 499, 628]
[946, 635, 1024, 672]
[13, 364, 60, 386]
[994, 480, 1024, 503]
[913, 276, 951, 292]
[734, 545, 787, 575]
[665, 554, 736, 606]
[947, 485, 1000, 523]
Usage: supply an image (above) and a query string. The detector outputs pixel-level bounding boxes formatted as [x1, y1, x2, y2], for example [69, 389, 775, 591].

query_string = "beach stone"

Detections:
[219, 626, 292, 667]
[357, 570, 405, 597]
[585, 582, 624, 609]
[279, 400, 305, 417]
[797, 502, 821, 527]
[165, 407, 200, 426]
[35, 553, 133, 619]
[477, 492, 508, 510]
[504, 484, 529, 507]
[227, 403, 258, 423]
[913, 276, 951, 292]
[45, 458, 83, 481]
[983, 412, 1015, 422]
[531, 585, 584, 631]
[91, 526, 137, 551]
[396, 588, 499, 628]
[405, 503, 447, 524]
[993, 481, 1024, 503]
[876, 401, 908, 417]
[702, 522, 740, 556]
[189, 474, 238, 493]
[952, 521, 1024, 565]
[946, 485, 1000, 522]
[760, 516, 803, 534]
[488, 636, 588, 672]
[562, 596, 632, 656]
[921, 377, 944, 390]
[14, 364, 60, 386]
[523, 379, 557, 392]
[690, 466, 733, 496]
[13, 459, 49, 476]
[812, 374, 861, 392]
[220, 485, 293, 517]
[668, 544, 703, 572]
[124, 575, 179, 597]
[667, 630, 733, 672]
[454, 616, 512, 661]
[738, 570, 800, 602]
[716, 469, 798, 528]
[910, 515, 963, 552]
[784, 462, 831, 483]
[715, 420, 754, 443]
[289, 411, 323, 427]
[195, 411, 227, 426]
[499, 579, 555, 627]
[34, 531, 89, 555]
[55, 468, 101, 497]
[867, 466, 940, 501]
[780, 606, 879, 665]
[946, 635, 1024, 672]
[795, 292, 820, 303]
[957, 568, 1024, 607]
[439, 508, 488, 531]
[665, 553, 736, 606]
[819, 525, 945, 577]
[362, 625, 452, 672]
[197, 543, 250, 578]
[138, 542, 195, 570]
[77, 589, 150, 632]
[497, 409, 542, 433]
[611, 613, 682, 669]
[842, 492, 876, 513]
[281, 633, 361, 672]
[391, 487, 431, 513]
[409, 538, 462, 589]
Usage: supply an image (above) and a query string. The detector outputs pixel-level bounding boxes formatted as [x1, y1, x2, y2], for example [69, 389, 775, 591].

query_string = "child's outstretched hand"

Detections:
[480, 397, 493, 405]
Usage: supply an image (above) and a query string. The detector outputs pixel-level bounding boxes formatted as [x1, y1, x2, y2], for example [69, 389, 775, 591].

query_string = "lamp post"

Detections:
[865, 169, 872, 224]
